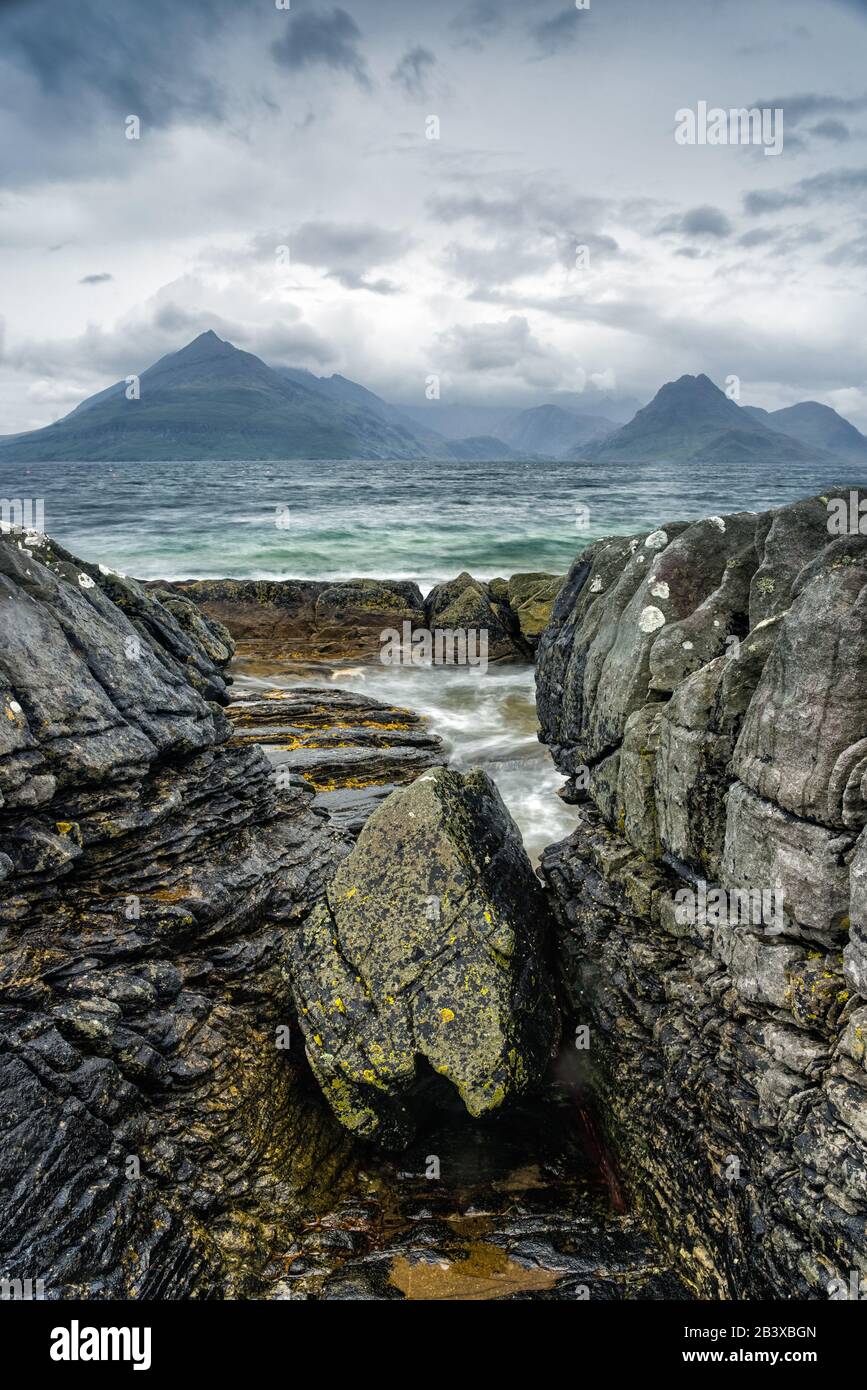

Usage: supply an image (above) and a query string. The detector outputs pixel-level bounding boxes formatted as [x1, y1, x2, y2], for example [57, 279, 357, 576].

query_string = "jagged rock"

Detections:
[424, 572, 526, 661]
[158, 570, 564, 668]
[0, 529, 358, 1298]
[536, 490, 867, 1298]
[722, 782, 854, 946]
[845, 827, 867, 996]
[288, 767, 560, 1146]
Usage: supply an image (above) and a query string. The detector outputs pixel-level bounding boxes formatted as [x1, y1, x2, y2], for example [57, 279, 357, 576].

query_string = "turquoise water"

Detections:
[2, 456, 860, 585]
[4, 455, 862, 858]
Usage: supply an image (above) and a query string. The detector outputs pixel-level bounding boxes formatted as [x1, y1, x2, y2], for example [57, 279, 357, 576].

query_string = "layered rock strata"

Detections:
[0, 532, 357, 1298]
[225, 685, 445, 835]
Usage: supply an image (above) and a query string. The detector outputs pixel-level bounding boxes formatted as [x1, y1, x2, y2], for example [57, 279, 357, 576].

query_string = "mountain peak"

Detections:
[665, 373, 723, 397]
[173, 330, 234, 360]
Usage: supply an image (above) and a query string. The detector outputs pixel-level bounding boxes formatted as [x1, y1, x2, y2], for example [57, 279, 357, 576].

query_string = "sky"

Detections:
[1, 0, 867, 432]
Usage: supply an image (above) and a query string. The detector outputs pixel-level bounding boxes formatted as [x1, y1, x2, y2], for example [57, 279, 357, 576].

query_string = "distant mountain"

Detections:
[2, 339, 863, 466]
[399, 390, 639, 442]
[399, 402, 514, 442]
[0, 333, 442, 462]
[444, 435, 520, 461]
[741, 400, 867, 461]
[589, 374, 831, 464]
[497, 405, 616, 459]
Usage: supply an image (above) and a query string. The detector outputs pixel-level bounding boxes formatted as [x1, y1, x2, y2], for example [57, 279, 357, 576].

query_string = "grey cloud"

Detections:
[530, 6, 587, 58]
[825, 230, 867, 266]
[449, 1, 508, 50]
[811, 118, 851, 142]
[659, 205, 732, 239]
[79, 273, 113, 285]
[737, 224, 825, 253]
[391, 46, 436, 97]
[751, 91, 867, 128]
[271, 7, 371, 88]
[745, 165, 867, 214]
[289, 221, 411, 293]
[436, 313, 570, 388]
[6, 301, 333, 386]
[429, 184, 611, 234]
[682, 206, 732, 238]
[0, 0, 232, 127]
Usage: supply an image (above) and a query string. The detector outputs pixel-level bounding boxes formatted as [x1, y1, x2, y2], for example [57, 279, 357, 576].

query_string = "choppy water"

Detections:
[4, 455, 862, 858]
[232, 658, 569, 864]
[2, 456, 861, 586]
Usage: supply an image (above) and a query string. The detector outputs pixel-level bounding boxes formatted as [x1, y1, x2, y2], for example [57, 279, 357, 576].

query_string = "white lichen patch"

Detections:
[709, 516, 726, 532]
[590, 576, 603, 593]
[78, 573, 95, 589]
[639, 605, 666, 633]
[682, 641, 694, 651]
[645, 529, 669, 550]
[650, 580, 670, 600]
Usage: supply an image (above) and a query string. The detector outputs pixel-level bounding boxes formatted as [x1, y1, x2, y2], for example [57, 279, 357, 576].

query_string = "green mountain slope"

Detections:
[589, 374, 830, 464]
[0, 332, 438, 462]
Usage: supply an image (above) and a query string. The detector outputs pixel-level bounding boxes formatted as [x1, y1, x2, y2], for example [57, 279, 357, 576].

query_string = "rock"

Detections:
[0, 529, 358, 1298]
[845, 827, 867, 996]
[158, 577, 426, 663]
[506, 573, 565, 648]
[722, 782, 854, 946]
[536, 491, 867, 1299]
[288, 767, 560, 1146]
[734, 552, 867, 829]
[156, 570, 565, 668]
[224, 685, 444, 834]
[424, 572, 527, 662]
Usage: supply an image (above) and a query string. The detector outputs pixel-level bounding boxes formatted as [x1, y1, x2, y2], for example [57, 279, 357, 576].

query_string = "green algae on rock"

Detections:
[288, 767, 560, 1146]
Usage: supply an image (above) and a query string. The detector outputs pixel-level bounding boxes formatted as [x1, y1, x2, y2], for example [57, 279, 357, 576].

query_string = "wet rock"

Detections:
[425, 572, 527, 662]
[288, 767, 560, 1145]
[0, 529, 358, 1298]
[224, 685, 444, 834]
[267, 1079, 691, 1301]
[506, 573, 564, 649]
[734, 553, 867, 829]
[536, 491, 867, 1298]
[158, 577, 426, 663]
[157, 571, 564, 667]
[722, 782, 854, 946]
[845, 828, 867, 995]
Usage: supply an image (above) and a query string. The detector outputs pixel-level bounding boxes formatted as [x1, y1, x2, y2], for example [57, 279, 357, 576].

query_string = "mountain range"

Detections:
[1, 332, 865, 466]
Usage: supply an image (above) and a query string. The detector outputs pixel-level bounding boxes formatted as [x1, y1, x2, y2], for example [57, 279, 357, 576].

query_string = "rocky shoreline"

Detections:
[537, 488, 867, 1298]
[156, 570, 563, 663]
[1, 489, 865, 1301]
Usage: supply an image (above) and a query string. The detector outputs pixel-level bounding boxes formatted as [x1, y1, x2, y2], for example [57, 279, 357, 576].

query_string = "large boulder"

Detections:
[424, 572, 526, 661]
[288, 767, 560, 1145]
